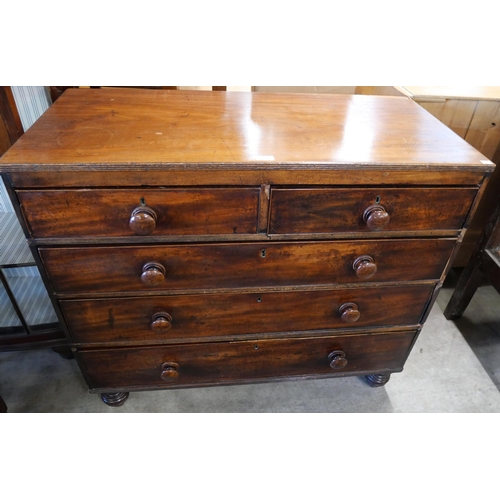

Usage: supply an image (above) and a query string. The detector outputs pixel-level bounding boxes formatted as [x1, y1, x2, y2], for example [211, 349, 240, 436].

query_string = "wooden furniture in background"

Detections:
[401, 88, 500, 268]
[0, 89, 491, 406]
[396, 87, 500, 161]
[0, 396, 6, 412]
[444, 189, 500, 319]
[0, 86, 23, 155]
[356, 86, 500, 267]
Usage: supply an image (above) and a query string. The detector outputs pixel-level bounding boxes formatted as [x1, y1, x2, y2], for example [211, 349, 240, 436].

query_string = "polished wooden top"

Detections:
[0, 88, 491, 171]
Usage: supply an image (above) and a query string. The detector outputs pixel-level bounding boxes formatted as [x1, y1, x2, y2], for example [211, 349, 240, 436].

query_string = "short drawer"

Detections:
[269, 187, 478, 234]
[61, 284, 433, 344]
[79, 330, 417, 390]
[40, 239, 455, 294]
[18, 188, 260, 238]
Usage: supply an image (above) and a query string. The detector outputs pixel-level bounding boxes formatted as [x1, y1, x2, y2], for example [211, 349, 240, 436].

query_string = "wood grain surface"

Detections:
[6, 169, 488, 188]
[79, 330, 417, 389]
[61, 285, 433, 344]
[0, 88, 490, 169]
[40, 239, 455, 295]
[269, 187, 477, 234]
[18, 188, 259, 238]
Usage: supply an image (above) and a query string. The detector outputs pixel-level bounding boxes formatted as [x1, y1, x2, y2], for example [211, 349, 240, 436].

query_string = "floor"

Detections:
[1, 275, 500, 412]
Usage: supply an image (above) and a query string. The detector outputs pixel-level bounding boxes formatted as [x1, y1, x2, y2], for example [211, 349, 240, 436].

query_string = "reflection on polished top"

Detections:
[0, 88, 491, 170]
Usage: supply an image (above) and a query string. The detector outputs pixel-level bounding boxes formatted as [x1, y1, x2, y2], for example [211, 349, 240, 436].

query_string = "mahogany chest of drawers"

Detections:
[0, 89, 494, 407]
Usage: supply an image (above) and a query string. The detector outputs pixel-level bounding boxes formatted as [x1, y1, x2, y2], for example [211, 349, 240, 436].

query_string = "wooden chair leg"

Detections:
[444, 264, 484, 320]
[445, 189, 500, 320]
[0, 396, 7, 412]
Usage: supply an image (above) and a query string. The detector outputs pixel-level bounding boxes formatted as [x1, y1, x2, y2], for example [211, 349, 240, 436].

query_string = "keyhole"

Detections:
[375, 195, 381, 204]
[257, 297, 262, 303]
[260, 249, 266, 258]
[140, 197, 146, 206]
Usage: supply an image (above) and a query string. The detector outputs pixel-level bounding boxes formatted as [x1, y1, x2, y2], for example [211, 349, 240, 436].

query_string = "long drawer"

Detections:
[61, 285, 433, 344]
[40, 239, 455, 295]
[269, 187, 478, 234]
[18, 188, 260, 238]
[79, 330, 417, 390]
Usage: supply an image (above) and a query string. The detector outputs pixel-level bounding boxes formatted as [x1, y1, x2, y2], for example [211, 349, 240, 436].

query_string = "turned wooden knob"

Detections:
[160, 362, 179, 381]
[339, 302, 360, 323]
[353, 255, 377, 279]
[141, 262, 166, 286]
[151, 312, 172, 333]
[129, 206, 157, 235]
[363, 204, 390, 230]
[328, 350, 348, 370]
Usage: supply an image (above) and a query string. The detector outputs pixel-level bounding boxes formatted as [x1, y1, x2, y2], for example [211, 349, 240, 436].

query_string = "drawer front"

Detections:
[61, 285, 433, 344]
[269, 187, 478, 234]
[18, 188, 259, 238]
[41, 239, 455, 294]
[79, 331, 417, 389]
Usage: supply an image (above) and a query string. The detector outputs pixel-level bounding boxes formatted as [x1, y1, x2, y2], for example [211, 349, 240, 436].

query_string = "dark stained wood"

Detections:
[0, 86, 23, 157]
[257, 184, 271, 233]
[150, 312, 173, 334]
[454, 162, 499, 267]
[0, 89, 490, 168]
[40, 239, 455, 295]
[8, 169, 487, 188]
[0, 87, 23, 145]
[160, 362, 180, 380]
[0, 176, 68, 351]
[269, 188, 478, 234]
[0, 396, 6, 412]
[100, 392, 129, 407]
[444, 267, 484, 320]
[0, 89, 493, 405]
[129, 206, 157, 235]
[141, 262, 166, 287]
[353, 255, 377, 279]
[328, 350, 348, 370]
[339, 302, 361, 323]
[0, 114, 11, 155]
[363, 204, 391, 231]
[27, 231, 466, 246]
[365, 373, 391, 387]
[60, 285, 433, 344]
[0, 332, 67, 350]
[444, 189, 500, 319]
[49, 86, 74, 102]
[79, 331, 417, 390]
[18, 188, 259, 238]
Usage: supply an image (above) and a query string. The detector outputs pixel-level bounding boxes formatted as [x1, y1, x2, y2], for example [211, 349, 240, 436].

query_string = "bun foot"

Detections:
[365, 373, 391, 387]
[101, 392, 129, 407]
